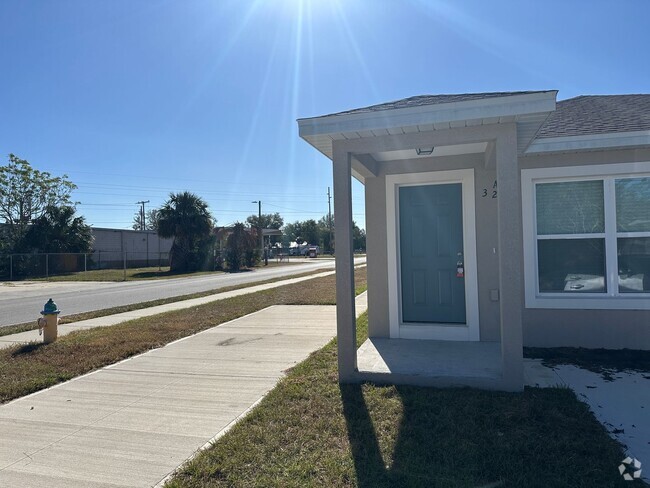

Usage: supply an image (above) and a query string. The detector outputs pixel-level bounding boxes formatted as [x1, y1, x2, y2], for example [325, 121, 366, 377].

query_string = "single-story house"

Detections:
[298, 91, 650, 391]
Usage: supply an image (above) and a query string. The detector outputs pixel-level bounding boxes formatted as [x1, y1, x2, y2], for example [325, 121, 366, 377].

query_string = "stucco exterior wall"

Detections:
[365, 153, 502, 342]
[519, 147, 650, 349]
[365, 146, 650, 350]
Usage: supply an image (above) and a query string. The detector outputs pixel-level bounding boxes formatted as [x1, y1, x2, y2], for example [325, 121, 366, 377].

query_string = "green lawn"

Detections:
[26, 260, 303, 282]
[34, 266, 210, 281]
[167, 315, 638, 488]
[0, 268, 367, 403]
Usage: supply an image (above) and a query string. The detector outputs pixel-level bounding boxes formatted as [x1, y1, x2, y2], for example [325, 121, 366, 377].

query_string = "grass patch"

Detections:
[525, 347, 650, 379]
[0, 267, 342, 338]
[0, 267, 366, 404]
[30, 266, 219, 282]
[167, 314, 637, 488]
[28, 261, 303, 282]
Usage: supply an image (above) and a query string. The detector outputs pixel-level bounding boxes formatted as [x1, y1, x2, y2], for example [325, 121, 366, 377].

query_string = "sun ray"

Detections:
[181, 0, 265, 113]
[409, 0, 566, 86]
[278, 0, 305, 211]
[330, 0, 381, 101]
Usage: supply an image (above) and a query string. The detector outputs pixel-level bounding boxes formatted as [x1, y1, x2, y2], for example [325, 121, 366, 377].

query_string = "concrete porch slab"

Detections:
[357, 338, 502, 379]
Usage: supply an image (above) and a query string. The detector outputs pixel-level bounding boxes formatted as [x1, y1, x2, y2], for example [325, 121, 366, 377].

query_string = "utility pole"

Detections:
[136, 200, 150, 231]
[327, 187, 333, 254]
[252, 200, 265, 264]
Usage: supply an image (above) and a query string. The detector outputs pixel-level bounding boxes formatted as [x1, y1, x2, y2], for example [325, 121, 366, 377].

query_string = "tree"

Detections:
[225, 222, 258, 271]
[247, 212, 284, 246]
[353, 221, 366, 252]
[246, 212, 283, 230]
[132, 208, 160, 231]
[157, 192, 214, 272]
[282, 219, 319, 248]
[281, 222, 297, 247]
[317, 215, 334, 252]
[19, 205, 93, 253]
[301, 219, 319, 245]
[0, 154, 76, 249]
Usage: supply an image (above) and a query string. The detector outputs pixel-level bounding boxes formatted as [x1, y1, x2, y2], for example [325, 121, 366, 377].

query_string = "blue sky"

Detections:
[1, 0, 649, 230]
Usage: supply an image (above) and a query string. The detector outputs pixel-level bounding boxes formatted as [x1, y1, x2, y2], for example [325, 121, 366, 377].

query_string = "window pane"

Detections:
[536, 180, 604, 235]
[538, 239, 606, 293]
[618, 237, 650, 293]
[616, 177, 650, 232]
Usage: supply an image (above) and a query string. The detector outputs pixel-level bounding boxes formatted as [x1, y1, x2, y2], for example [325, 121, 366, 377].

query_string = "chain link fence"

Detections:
[0, 251, 171, 281]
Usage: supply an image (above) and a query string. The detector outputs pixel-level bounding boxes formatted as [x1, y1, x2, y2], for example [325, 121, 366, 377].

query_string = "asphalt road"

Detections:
[0, 258, 365, 328]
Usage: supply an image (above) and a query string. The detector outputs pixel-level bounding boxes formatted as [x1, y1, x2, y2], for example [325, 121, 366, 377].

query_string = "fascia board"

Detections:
[298, 92, 557, 138]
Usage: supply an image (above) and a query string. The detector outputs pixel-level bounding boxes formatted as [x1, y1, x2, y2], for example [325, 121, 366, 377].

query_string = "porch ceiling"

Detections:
[371, 142, 489, 162]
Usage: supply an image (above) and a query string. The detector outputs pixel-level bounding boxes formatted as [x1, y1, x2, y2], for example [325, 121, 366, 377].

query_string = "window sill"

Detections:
[525, 295, 650, 310]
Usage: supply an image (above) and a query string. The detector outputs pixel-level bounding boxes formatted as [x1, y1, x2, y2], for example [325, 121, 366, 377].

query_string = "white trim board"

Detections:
[521, 161, 650, 310]
[298, 92, 557, 137]
[386, 169, 480, 340]
[526, 130, 650, 154]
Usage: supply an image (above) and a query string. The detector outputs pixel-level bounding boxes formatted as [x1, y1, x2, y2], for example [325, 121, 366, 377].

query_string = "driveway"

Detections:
[0, 257, 365, 328]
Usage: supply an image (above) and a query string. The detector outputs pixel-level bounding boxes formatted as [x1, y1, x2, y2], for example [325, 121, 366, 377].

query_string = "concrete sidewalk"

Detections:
[0, 293, 367, 488]
[0, 268, 349, 349]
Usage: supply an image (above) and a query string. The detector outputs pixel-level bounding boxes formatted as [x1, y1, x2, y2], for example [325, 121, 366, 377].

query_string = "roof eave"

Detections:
[298, 91, 557, 139]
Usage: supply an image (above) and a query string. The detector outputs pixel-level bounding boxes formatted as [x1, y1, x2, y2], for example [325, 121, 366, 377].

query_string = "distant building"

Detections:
[91, 227, 173, 267]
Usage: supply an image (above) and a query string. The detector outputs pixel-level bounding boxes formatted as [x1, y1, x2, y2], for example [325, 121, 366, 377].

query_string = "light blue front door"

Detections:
[399, 183, 466, 324]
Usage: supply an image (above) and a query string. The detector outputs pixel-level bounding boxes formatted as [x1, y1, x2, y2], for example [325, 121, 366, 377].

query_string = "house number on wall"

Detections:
[482, 180, 498, 198]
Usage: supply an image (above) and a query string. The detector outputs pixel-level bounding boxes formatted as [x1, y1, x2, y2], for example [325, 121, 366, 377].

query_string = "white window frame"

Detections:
[522, 162, 650, 310]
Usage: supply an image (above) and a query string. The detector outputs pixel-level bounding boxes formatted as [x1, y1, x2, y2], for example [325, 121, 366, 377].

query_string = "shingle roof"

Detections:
[318, 91, 554, 118]
[536, 95, 650, 139]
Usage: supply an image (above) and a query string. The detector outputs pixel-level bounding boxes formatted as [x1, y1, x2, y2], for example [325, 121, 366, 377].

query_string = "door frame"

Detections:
[386, 169, 480, 341]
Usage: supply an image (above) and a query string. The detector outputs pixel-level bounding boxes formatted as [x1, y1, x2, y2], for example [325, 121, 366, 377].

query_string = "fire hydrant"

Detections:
[39, 298, 61, 344]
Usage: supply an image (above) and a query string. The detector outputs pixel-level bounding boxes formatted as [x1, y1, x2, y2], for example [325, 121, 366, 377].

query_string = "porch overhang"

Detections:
[299, 91, 555, 392]
[298, 91, 557, 183]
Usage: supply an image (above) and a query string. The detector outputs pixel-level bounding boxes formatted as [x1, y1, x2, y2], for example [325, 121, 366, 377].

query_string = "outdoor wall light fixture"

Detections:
[416, 147, 435, 155]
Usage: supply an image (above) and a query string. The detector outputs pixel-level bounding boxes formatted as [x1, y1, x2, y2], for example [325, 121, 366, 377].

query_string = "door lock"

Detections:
[457, 251, 464, 278]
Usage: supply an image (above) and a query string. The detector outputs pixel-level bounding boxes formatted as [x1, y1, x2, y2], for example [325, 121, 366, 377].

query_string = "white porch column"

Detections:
[495, 125, 525, 391]
[332, 142, 357, 382]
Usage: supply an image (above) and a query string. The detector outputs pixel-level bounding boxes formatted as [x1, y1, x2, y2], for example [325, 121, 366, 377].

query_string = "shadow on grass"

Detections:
[340, 384, 389, 488]
[11, 341, 48, 356]
[340, 382, 634, 487]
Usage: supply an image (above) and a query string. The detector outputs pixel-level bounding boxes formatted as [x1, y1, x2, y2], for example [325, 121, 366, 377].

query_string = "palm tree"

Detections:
[157, 192, 214, 272]
[21, 205, 93, 253]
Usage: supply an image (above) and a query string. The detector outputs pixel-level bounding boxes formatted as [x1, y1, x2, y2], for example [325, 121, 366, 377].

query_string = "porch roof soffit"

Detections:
[298, 91, 557, 162]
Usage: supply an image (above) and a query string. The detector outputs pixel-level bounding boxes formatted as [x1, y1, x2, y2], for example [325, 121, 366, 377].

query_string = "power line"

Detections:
[46, 167, 330, 189]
